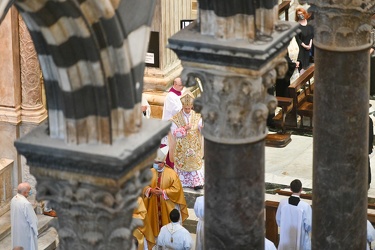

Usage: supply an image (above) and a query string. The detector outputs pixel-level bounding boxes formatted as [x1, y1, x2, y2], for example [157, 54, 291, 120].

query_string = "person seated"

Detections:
[156, 209, 193, 250]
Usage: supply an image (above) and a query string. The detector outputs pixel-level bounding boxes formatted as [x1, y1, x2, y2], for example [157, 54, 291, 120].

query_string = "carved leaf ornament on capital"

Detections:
[0, 0, 156, 145]
[305, 0, 375, 51]
[181, 64, 282, 144]
[34, 167, 152, 249]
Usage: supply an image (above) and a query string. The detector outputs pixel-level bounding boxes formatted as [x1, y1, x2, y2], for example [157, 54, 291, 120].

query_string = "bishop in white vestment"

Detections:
[11, 182, 38, 250]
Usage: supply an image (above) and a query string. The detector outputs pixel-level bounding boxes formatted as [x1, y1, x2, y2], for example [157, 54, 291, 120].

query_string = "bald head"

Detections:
[13, 247, 24, 250]
[17, 182, 31, 197]
[173, 77, 183, 92]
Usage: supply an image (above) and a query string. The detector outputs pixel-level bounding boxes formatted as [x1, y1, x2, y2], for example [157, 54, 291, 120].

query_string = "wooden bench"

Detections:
[287, 65, 315, 128]
[278, 1, 291, 21]
[273, 96, 294, 133]
[266, 97, 293, 148]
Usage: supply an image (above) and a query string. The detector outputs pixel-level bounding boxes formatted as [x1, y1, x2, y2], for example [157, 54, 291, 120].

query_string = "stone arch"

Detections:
[0, 0, 156, 144]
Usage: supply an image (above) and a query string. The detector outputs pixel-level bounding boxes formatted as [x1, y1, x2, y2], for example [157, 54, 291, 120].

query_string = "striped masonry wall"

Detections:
[0, 0, 157, 145]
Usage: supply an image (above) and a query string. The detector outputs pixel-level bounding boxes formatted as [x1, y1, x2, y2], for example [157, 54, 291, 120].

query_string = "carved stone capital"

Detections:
[180, 59, 285, 144]
[32, 165, 152, 249]
[309, 0, 375, 51]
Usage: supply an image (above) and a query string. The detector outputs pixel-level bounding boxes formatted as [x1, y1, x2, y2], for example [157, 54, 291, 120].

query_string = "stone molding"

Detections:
[308, 0, 375, 51]
[0, 106, 21, 124]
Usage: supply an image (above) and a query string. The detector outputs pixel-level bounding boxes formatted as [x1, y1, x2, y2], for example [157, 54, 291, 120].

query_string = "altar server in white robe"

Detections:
[367, 220, 375, 250]
[265, 237, 277, 250]
[157, 209, 192, 250]
[11, 182, 38, 250]
[276, 179, 312, 250]
[194, 196, 204, 250]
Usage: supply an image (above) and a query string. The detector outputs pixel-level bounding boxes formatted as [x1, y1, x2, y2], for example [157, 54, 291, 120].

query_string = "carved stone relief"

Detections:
[19, 15, 47, 123]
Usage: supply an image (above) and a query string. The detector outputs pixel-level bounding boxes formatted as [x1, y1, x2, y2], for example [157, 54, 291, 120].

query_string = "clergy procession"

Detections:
[9, 76, 375, 250]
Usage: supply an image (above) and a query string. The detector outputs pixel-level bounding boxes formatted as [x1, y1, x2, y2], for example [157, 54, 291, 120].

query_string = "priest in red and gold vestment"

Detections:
[170, 91, 205, 190]
[143, 148, 188, 237]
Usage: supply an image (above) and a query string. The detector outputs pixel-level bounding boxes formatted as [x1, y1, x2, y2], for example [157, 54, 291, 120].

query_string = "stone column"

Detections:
[19, 15, 47, 125]
[15, 119, 170, 250]
[18, 15, 47, 189]
[310, 1, 374, 249]
[168, 2, 298, 248]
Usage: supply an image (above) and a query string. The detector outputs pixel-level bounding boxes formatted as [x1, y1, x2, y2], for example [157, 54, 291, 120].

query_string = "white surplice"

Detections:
[367, 220, 375, 250]
[161, 90, 182, 145]
[157, 222, 192, 250]
[194, 196, 204, 250]
[11, 194, 38, 250]
[265, 237, 277, 250]
[276, 197, 312, 250]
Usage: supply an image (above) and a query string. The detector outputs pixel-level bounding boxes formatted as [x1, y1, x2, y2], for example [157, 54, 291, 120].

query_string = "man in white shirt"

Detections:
[157, 209, 192, 250]
[11, 182, 38, 250]
[161, 77, 184, 168]
[162, 77, 184, 122]
[276, 179, 312, 250]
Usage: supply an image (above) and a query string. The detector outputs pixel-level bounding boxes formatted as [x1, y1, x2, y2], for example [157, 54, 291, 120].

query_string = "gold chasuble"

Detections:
[171, 110, 203, 172]
[133, 197, 156, 250]
[143, 167, 188, 237]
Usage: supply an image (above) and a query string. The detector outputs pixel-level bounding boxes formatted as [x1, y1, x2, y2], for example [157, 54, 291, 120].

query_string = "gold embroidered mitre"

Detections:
[180, 91, 195, 107]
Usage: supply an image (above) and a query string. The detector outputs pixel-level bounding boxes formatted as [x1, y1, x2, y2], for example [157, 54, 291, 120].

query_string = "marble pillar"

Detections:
[168, 2, 298, 247]
[19, 15, 47, 189]
[19, 15, 47, 125]
[309, 0, 375, 249]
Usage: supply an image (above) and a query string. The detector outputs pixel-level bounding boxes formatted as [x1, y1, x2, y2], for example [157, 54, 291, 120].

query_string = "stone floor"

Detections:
[265, 99, 375, 198]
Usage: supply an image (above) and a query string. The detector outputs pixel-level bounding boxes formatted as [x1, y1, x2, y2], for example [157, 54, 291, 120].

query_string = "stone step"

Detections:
[0, 210, 58, 250]
[183, 188, 204, 208]
[185, 208, 198, 234]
